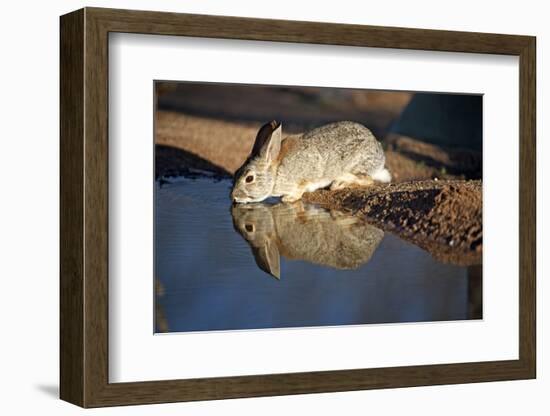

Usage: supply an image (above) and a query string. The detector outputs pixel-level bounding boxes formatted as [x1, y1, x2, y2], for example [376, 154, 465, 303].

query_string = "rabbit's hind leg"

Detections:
[282, 178, 332, 202]
[330, 173, 374, 191]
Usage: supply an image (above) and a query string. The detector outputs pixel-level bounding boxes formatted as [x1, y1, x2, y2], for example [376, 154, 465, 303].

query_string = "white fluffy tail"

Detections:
[371, 167, 391, 183]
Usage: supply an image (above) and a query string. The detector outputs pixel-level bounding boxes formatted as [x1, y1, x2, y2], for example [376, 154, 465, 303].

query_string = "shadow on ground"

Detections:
[35, 384, 58, 399]
[156, 145, 232, 179]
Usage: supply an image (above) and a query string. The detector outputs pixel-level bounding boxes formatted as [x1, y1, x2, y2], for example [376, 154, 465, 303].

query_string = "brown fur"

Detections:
[276, 135, 300, 165]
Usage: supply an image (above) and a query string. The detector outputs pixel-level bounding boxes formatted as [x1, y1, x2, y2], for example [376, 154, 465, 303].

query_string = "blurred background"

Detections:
[155, 82, 482, 182]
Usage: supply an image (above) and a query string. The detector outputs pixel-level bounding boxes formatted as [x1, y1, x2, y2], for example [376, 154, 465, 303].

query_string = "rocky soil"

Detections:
[303, 180, 482, 265]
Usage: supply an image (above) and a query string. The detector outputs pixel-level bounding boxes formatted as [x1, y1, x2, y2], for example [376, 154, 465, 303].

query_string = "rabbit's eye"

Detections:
[245, 224, 254, 232]
[245, 175, 254, 183]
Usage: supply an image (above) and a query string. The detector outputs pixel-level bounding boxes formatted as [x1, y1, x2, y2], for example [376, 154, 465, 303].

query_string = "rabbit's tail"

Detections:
[371, 167, 391, 183]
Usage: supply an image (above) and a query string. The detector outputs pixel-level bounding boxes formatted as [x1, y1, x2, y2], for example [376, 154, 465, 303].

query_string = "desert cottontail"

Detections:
[231, 120, 390, 203]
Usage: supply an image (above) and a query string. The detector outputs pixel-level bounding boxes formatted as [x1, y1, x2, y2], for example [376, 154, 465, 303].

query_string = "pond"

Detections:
[155, 176, 481, 333]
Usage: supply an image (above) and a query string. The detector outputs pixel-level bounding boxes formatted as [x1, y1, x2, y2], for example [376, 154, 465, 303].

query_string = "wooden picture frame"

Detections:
[60, 7, 536, 408]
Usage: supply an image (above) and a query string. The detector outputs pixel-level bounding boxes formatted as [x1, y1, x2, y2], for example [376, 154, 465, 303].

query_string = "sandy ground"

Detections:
[155, 109, 482, 266]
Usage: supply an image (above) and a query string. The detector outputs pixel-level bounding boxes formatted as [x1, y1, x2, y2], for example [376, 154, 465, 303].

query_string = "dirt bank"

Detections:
[303, 180, 482, 265]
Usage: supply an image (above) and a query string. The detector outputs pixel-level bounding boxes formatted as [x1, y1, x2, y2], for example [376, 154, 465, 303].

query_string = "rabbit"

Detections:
[231, 120, 391, 203]
[231, 201, 384, 278]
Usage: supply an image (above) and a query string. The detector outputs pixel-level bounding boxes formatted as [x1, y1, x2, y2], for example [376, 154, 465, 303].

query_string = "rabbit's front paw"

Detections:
[282, 193, 302, 203]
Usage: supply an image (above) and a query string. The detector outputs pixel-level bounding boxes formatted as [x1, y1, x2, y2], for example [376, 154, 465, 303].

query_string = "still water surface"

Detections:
[155, 177, 481, 333]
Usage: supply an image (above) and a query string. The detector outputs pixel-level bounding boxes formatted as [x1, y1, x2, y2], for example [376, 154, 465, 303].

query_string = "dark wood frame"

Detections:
[60, 7, 536, 408]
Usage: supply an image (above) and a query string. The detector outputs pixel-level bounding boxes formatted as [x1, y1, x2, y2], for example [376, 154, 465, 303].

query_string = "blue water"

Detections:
[154, 177, 481, 333]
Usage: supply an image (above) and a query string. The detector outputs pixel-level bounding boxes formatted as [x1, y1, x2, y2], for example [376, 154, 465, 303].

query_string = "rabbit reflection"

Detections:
[231, 201, 384, 278]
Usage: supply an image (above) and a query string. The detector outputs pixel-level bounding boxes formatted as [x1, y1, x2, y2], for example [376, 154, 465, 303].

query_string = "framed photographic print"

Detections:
[60, 7, 536, 408]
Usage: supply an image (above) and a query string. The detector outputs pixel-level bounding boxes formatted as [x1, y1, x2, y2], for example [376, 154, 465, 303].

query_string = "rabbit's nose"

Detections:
[231, 189, 244, 203]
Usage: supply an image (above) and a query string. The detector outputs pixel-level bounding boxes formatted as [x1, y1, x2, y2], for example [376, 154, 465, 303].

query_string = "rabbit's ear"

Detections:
[251, 120, 282, 163]
[252, 238, 281, 279]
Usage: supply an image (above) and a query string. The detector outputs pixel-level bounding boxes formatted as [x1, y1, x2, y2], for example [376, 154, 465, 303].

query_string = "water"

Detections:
[155, 177, 481, 333]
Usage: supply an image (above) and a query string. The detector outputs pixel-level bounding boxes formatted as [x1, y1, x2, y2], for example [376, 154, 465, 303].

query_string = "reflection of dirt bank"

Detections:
[303, 180, 482, 265]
